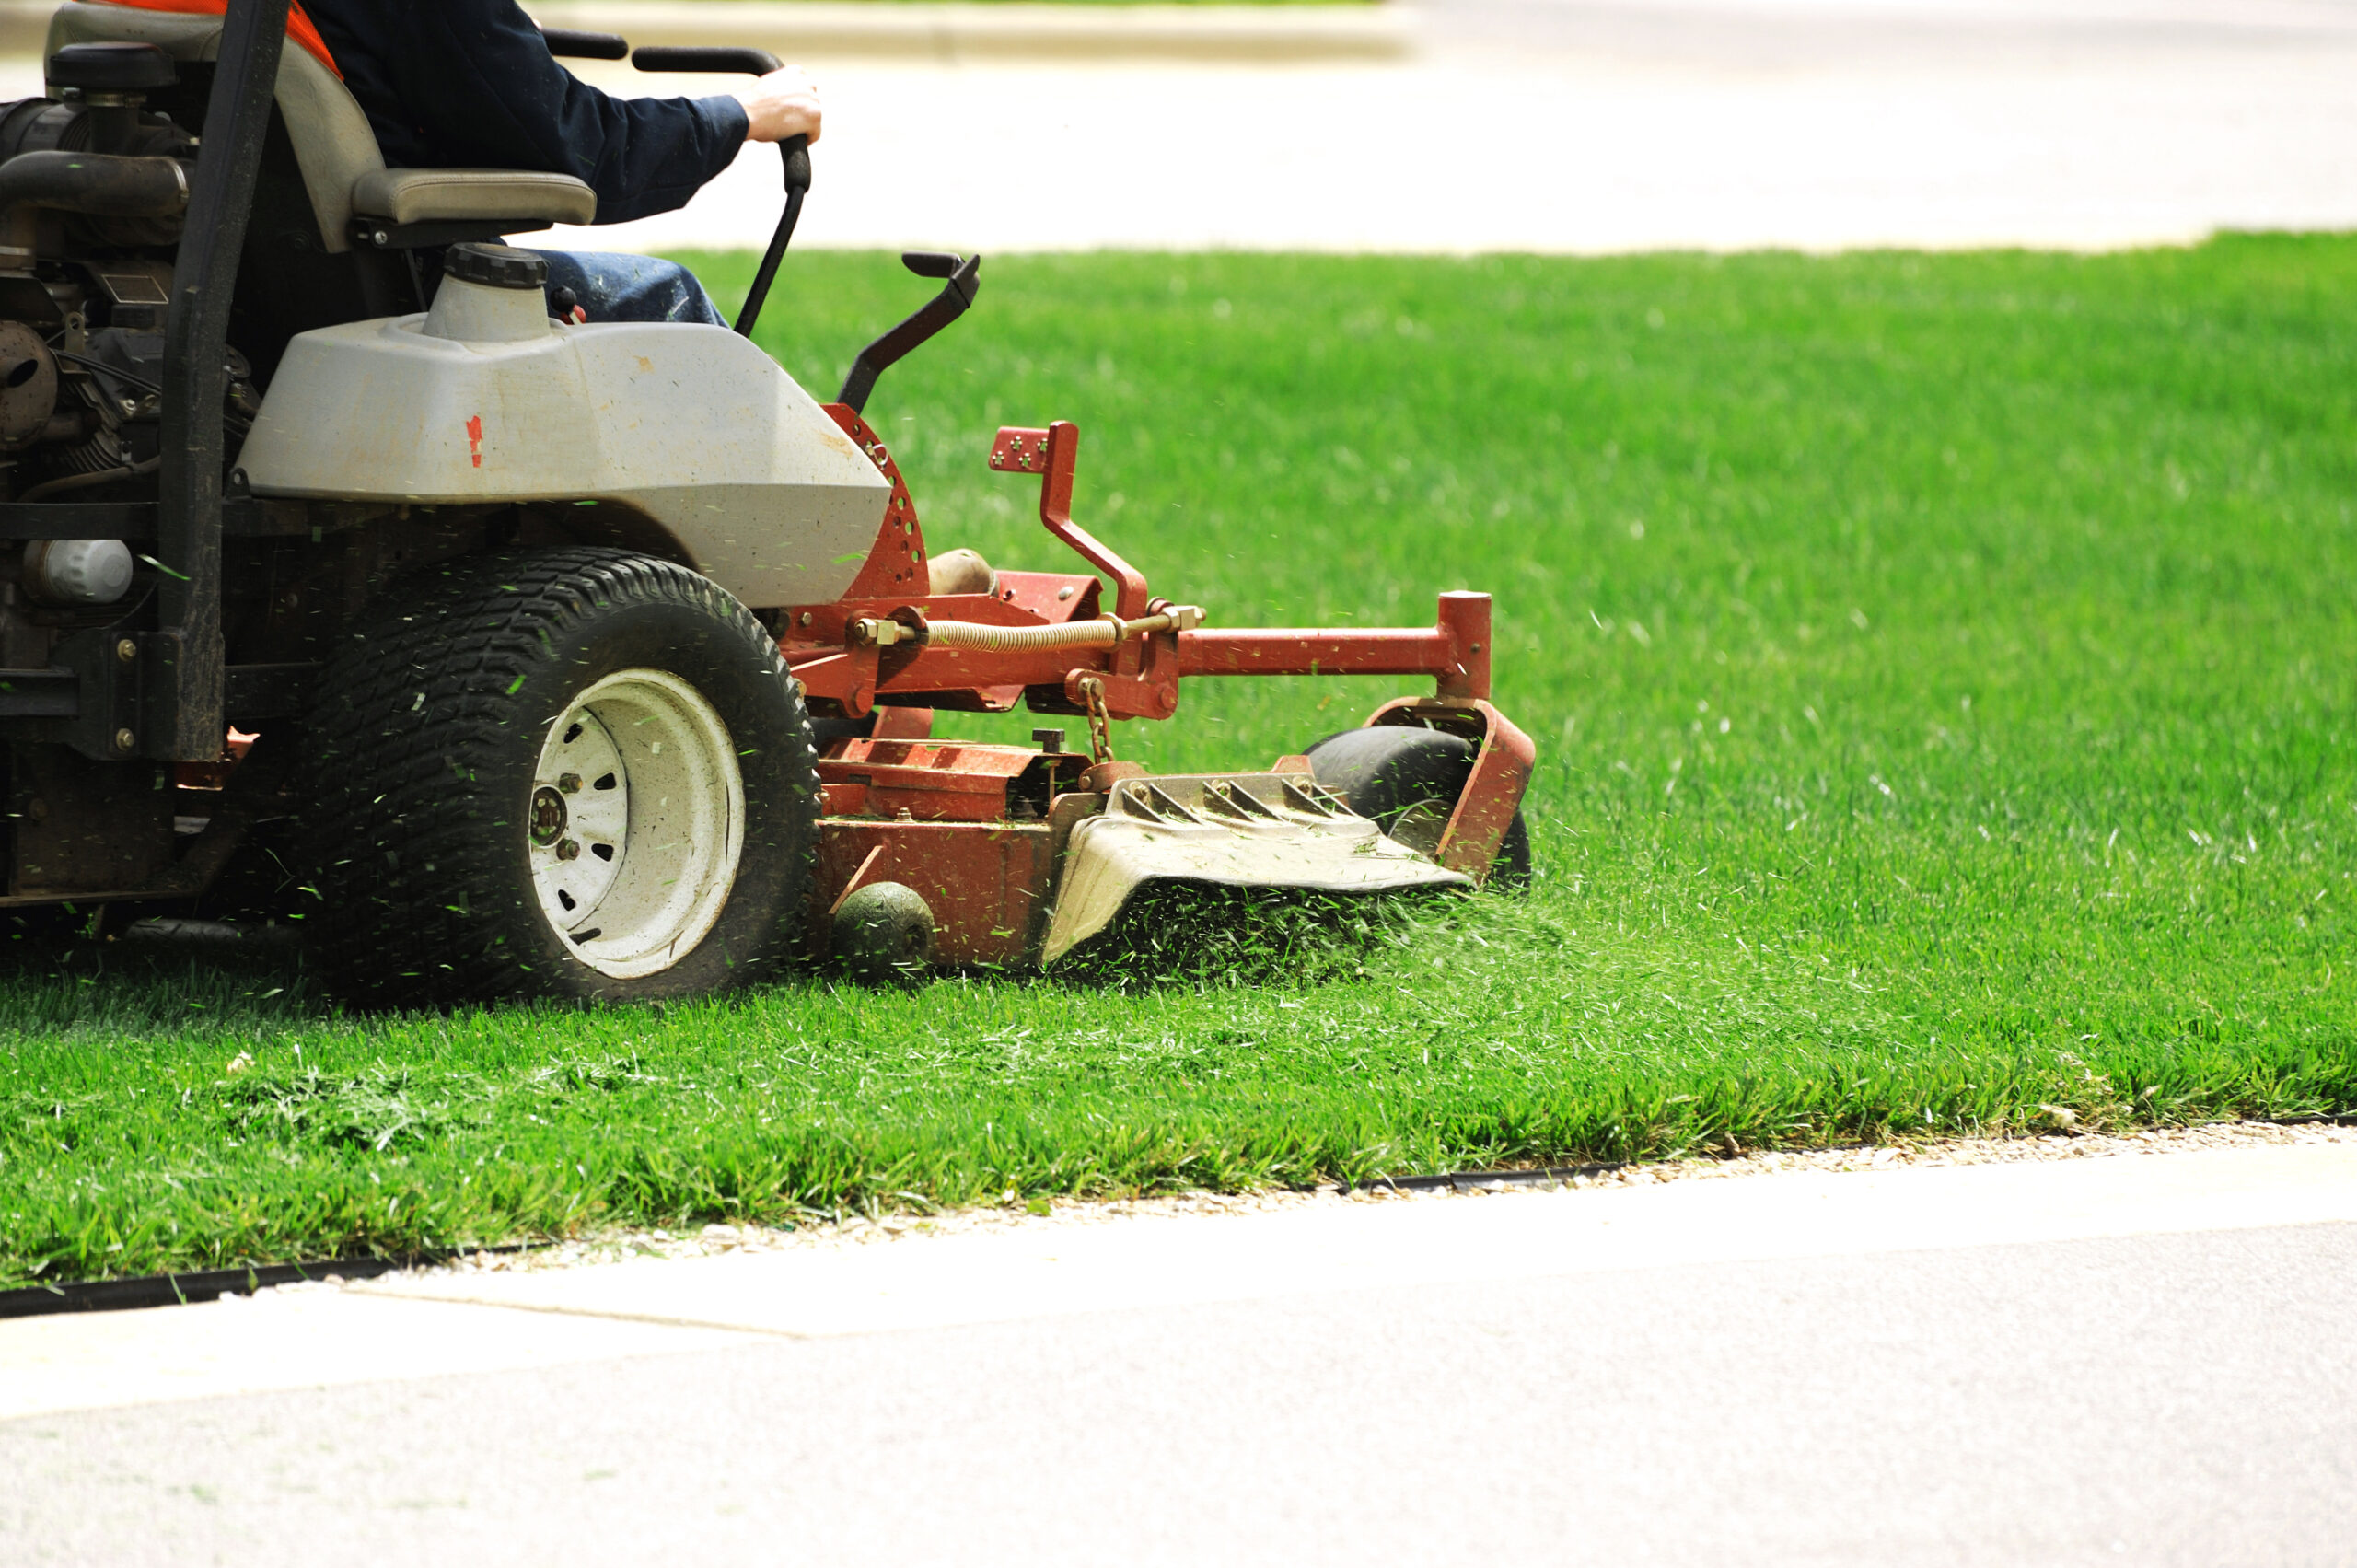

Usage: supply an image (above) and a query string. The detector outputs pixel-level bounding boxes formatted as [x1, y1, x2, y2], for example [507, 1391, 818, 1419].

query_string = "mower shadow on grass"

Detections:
[0, 905, 320, 1028]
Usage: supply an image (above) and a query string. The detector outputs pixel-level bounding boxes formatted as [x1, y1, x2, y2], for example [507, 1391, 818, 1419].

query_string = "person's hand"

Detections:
[734, 64, 822, 145]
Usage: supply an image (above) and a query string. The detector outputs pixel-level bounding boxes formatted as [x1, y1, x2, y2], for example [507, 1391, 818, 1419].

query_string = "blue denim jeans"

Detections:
[534, 250, 726, 327]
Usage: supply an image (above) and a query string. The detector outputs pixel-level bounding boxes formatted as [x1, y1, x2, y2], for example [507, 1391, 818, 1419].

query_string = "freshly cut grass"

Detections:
[6, 237, 2356, 1285]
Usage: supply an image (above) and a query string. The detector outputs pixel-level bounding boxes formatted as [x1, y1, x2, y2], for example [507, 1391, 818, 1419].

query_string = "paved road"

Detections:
[5, 1145, 2353, 1564]
[530, 0, 2357, 253]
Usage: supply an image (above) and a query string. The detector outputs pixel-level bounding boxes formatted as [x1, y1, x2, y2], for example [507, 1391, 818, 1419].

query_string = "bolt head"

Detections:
[112, 726, 134, 752]
[114, 637, 136, 663]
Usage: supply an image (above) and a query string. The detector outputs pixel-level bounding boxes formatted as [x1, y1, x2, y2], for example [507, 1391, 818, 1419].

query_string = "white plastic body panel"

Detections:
[235, 307, 891, 609]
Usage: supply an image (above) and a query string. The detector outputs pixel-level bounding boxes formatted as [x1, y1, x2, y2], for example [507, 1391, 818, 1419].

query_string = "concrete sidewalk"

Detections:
[7, 1140, 2354, 1421]
[6, 1142, 2354, 1564]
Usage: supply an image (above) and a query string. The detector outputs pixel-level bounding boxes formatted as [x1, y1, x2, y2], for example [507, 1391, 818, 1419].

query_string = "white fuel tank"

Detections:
[235, 275, 892, 610]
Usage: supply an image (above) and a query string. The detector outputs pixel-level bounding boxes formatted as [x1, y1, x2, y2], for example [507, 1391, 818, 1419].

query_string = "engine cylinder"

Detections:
[0, 319, 55, 447]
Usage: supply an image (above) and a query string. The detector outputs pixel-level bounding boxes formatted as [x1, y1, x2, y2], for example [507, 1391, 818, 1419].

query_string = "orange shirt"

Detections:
[92, 0, 341, 77]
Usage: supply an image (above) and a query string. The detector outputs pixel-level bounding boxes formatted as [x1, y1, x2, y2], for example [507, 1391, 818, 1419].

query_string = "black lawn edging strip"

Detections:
[1341, 1160, 1628, 1194]
[0, 1248, 528, 1320]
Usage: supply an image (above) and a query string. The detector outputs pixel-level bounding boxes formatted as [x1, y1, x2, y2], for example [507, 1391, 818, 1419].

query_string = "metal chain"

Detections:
[1079, 675, 1114, 764]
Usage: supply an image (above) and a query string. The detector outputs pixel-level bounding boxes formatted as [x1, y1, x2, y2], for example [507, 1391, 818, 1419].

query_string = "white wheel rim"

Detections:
[528, 668, 744, 981]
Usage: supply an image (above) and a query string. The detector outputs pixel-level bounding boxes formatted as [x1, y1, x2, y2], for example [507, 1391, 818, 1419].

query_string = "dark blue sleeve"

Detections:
[317, 0, 750, 225]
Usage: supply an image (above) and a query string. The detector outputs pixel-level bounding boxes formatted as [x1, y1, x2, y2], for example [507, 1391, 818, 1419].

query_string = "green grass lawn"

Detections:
[6, 238, 2356, 1287]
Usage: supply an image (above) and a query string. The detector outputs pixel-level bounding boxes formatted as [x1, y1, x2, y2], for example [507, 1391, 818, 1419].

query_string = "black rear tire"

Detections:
[1305, 725, 1531, 888]
[297, 548, 820, 1008]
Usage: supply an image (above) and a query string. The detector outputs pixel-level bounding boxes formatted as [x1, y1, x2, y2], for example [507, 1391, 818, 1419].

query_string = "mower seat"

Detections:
[46, 3, 596, 253]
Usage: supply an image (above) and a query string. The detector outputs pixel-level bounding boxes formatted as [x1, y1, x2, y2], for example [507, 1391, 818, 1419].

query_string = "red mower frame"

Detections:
[780, 406, 1535, 966]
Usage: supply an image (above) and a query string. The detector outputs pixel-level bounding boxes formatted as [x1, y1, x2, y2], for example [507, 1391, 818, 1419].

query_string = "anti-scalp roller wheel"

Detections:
[1305, 726, 1532, 887]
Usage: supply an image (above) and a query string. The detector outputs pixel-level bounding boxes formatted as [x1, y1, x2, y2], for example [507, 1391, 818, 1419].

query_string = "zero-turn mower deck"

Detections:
[786, 406, 1533, 975]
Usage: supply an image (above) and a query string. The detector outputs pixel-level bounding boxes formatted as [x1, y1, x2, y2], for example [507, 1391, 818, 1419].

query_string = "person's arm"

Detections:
[366, 0, 812, 225]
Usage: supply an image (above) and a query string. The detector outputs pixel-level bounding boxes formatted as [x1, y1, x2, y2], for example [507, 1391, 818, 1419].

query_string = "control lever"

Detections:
[629, 45, 807, 338]
[541, 29, 628, 60]
[837, 251, 982, 415]
[631, 45, 782, 75]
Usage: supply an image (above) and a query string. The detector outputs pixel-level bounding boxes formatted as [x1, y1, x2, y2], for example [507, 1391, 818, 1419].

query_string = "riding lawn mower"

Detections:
[0, 0, 1534, 1005]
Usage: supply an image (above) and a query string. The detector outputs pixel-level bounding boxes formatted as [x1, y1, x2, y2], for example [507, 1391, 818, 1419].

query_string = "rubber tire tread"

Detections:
[1305, 726, 1532, 888]
[297, 547, 820, 1007]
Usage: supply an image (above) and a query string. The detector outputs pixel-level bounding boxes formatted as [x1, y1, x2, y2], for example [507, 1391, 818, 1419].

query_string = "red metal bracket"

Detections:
[991, 423, 1152, 621]
[1061, 666, 1178, 721]
[821, 403, 931, 598]
[1364, 696, 1533, 878]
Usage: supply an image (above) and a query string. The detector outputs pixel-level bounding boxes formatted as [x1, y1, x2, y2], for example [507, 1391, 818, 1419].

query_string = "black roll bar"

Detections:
[154, 0, 286, 761]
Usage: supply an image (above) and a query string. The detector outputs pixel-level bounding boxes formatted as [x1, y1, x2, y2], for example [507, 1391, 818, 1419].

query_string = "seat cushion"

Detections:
[352, 168, 596, 227]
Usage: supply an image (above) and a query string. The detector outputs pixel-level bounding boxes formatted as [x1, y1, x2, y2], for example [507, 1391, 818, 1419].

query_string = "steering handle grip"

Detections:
[630, 45, 784, 75]
[542, 29, 628, 61]
[735, 131, 811, 336]
[779, 132, 811, 194]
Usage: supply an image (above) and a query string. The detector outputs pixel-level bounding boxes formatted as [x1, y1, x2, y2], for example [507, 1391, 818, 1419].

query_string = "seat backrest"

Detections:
[47, 0, 384, 254]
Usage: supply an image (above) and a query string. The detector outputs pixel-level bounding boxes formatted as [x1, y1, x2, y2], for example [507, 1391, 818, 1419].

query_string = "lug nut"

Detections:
[556, 838, 580, 861]
[557, 772, 582, 794]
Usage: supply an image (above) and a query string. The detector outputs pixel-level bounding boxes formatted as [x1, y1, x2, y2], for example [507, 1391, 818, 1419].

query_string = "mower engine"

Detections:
[0, 41, 257, 654]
